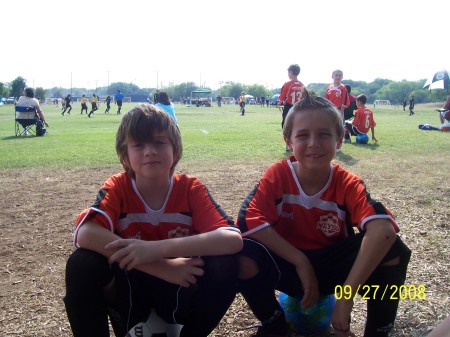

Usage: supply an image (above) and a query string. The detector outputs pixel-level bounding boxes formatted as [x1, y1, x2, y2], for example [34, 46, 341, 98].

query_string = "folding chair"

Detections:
[15, 105, 38, 137]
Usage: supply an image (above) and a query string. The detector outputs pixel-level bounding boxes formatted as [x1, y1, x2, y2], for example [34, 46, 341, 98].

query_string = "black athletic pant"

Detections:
[281, 103, 293, 129]
[239, 234, 411, 337]
[64, 248, 238, 337]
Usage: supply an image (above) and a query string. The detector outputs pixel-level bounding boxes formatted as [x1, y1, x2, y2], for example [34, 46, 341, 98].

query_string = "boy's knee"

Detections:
[202, 255, 238, 284]
[238, 255, 259, 280]
[66, 248, 113, 290]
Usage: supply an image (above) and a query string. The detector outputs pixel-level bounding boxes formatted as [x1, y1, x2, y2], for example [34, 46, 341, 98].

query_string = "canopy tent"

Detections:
[423, 70, 449, 92]
[190, 89, 212, 107]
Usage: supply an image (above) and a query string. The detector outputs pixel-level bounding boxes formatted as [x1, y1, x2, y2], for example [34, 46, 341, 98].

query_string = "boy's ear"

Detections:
[336, 136, 343, 150]
[284, 136, 292, 152]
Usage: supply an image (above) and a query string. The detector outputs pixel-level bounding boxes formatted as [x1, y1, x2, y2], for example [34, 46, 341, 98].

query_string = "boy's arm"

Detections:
[344, 219, 396, 291]
[332, 219, 396, 333]
[76, 220, 121, 257]
[77, 220, 207, 287]
[248, 226, 319, 308]
[370, 127, 377, 141]
[106, 229, 243, 270]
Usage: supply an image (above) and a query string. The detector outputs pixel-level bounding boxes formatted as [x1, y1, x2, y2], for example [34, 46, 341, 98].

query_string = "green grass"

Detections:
[0, 102, 448, 170]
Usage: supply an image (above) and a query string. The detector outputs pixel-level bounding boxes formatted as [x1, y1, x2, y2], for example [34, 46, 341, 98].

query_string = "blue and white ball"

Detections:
[356, 133, 369, 144]
[278, 293, 336, 335]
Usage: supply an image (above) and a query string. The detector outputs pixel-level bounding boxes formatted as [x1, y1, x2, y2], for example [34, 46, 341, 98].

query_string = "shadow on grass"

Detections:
[353, 141, 380, 151]
[1, 135, 38, 141]
[336, 151, 359, 166]
[337, 141, 379, 165]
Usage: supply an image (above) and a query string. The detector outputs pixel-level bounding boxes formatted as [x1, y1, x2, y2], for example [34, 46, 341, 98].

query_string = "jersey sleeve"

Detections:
[324, 85, 332, 100]
[279, 82, 288, 103]
[341, 85, 350, 107]
[237, 164, 281, 236]
[338, 169, 398, 232]
[188, 178, 239, 234]
[73, 174, 125, 246]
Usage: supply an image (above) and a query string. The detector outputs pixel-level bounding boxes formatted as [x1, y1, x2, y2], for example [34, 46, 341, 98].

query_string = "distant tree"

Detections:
[0, 82, 8, 97]
[170, 82, 197, 100]
[34, 87, 46, 101]
[10, 76, 27, 98]
[367, 78, 392, 96]
[245, 84, 269, 99]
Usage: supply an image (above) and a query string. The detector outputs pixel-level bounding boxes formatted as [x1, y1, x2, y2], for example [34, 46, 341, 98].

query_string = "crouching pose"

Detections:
[237, 90, 411, 337]
[64, 104, 243, 337]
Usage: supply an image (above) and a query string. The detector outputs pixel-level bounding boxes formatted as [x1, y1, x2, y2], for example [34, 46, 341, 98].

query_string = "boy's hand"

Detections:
[331, 299, 356, 337]
[158, 257, 205, 287]
[295, 260, 319, 308]
[106, 238, 163, 270]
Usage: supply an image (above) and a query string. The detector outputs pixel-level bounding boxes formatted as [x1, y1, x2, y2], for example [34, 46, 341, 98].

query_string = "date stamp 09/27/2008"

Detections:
[334, 284, 427, 301]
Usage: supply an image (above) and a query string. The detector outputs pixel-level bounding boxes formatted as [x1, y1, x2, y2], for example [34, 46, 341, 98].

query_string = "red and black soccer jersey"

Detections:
[324, 84, 350, 109]
[352, 107, 376, 134]
[237, 157, 398, 250]
[74, 172, 239, 246]
[279, 80, 305, 106]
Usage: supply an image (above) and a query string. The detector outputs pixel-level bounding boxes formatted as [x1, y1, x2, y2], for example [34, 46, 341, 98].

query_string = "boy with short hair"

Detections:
[279, 64, 304, 130]
[344, 94, 378, 143]
[237, 90, 411, 337]
[64, 104, 243, 337]
[324, 69, 350, 122]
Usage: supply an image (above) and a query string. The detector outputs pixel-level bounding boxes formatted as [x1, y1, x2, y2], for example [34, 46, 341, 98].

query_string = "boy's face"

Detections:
[332, 71, 343, 84]
[288, 70, 294, 79]
[285, 109, 342, 172]
[127, 130, 174, 181]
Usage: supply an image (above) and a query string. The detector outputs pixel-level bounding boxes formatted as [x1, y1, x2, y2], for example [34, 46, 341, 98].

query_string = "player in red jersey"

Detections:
[344, 94, 378, 143]
[64, 104, 242, 337]
[279, 64, 305, 130]
[237, 90, 410, 337]
[324, 69, 350, 122]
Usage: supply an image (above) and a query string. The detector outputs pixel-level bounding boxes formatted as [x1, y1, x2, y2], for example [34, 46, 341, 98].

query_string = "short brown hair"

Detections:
[288, 64, 301, 76]
[116, 104, 182, 178]
[356, 94, 367, 105]
[283, 89, 344, 140]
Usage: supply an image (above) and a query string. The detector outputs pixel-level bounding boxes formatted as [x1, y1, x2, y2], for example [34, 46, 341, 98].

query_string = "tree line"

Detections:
[1, 76, 447, 104]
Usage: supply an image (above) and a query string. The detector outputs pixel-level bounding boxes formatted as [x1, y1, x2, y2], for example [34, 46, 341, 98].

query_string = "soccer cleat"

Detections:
[344, 138, 351, 143]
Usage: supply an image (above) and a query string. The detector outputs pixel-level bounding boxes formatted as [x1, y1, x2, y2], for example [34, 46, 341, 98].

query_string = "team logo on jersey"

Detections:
[168, 227, 189, 238]
[281, 211, 294, 220]
[316, 214, 340, 237]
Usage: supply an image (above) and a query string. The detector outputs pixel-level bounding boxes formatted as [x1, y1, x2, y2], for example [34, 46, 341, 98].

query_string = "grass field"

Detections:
[0, 101, 449, 337]
[1, 101, 448, 169]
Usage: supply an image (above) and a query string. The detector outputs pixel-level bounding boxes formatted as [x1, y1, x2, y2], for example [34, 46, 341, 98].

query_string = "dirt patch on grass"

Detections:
[0, 156, 448, 336]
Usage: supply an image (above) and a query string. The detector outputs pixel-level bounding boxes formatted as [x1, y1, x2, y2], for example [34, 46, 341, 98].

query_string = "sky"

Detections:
[2, 0, 447, 91]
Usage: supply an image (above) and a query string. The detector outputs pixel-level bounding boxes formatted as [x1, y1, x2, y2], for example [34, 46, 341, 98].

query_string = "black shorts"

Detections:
[117, 100, 123, 107]
[345, 122, 363, 136]
[240, 233, 411, 295]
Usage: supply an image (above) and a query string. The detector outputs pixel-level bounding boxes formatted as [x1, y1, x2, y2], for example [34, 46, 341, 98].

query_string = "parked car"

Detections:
[6, 97, 15, 104]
